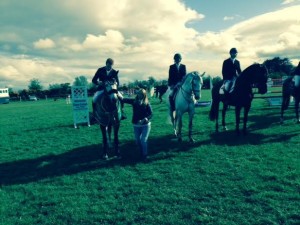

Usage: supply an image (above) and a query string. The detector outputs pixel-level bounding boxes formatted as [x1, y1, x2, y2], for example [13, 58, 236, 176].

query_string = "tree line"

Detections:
[7, 57, 297, 100]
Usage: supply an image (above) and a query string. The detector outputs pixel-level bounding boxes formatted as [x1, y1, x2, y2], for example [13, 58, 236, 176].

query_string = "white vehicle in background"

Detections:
[0, 88, 9, 104]
[29, 95, 38, 101]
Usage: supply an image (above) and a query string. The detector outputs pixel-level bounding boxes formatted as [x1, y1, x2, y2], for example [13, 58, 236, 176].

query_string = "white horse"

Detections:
[167, 71, 203, 143]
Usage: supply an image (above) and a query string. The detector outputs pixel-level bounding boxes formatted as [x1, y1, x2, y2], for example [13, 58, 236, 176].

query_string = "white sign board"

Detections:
[71, 86, 90, 128]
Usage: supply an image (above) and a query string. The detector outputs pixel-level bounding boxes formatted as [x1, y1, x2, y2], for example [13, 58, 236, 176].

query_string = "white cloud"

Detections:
[33, 38, 56, 49]
[223, 16, 234, 21]
[281, 0, 300, 4]
[1, 0, 299, 89]
[196, 5, 300, 72]
[82, 30, 125, 53]
[0, 55, 72, 89]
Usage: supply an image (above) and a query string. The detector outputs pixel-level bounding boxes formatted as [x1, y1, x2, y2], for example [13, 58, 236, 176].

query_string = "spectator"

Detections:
[123, 89, 153, 162]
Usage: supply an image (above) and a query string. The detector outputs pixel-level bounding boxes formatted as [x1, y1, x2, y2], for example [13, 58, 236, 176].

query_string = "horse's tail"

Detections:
[209, 82, 221, 121]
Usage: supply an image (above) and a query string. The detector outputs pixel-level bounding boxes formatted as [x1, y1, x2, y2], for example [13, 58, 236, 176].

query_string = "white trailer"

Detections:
[0, 88, 9, 104]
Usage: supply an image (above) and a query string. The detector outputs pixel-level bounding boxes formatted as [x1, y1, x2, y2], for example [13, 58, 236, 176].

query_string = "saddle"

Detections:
[219, 79, 236, 95]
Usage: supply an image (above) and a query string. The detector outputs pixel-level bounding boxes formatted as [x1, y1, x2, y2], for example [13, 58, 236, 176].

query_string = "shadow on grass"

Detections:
[209, 130, 298, 146]
[207, 107, 299, 146]
[0, 134, 208, 186]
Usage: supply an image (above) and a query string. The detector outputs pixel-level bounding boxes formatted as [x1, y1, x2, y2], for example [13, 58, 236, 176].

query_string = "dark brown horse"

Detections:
[155, 84, 168, 103]
[94, 80, 122, 159]
[209, 63, 268, 135]
[280, 77, 300, 124]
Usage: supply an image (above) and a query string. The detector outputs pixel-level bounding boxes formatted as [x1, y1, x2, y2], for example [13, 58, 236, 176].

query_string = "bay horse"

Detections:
[209, 63, 268, 135]
[167, 71, 203, 143]
[94, 80, 122, 159]
[280, 76, 300, 124]
[155, 84, 168, 103]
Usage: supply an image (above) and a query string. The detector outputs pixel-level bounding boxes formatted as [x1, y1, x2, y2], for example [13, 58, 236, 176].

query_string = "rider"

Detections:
[92, 58, 126, 119]
[222, 48, 242, 96]
[168, 53, 187, 111]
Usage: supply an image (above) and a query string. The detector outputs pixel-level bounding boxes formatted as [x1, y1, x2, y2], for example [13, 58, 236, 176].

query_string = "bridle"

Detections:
[180, 73, 201, 103]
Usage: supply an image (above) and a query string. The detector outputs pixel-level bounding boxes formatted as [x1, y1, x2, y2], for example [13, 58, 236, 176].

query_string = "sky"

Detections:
[0, 0, 300, 90]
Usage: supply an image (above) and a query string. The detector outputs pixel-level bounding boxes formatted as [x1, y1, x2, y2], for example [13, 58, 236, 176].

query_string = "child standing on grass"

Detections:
[123, 89, 153, 161]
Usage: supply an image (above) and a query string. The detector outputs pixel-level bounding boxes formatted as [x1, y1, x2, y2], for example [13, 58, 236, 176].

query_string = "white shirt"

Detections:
[106, 69, 112, 76]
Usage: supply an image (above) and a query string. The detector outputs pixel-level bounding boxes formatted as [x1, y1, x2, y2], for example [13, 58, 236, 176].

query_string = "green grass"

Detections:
[0, 90, 299, 225]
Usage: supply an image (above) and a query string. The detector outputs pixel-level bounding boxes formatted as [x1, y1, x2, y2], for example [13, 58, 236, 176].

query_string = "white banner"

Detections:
[71, 86, 90, 128]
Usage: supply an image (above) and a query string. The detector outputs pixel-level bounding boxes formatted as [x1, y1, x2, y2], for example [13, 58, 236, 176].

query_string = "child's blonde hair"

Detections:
[135, 88, 149, 105]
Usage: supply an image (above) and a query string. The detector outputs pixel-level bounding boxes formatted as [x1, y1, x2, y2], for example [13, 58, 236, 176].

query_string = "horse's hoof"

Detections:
[189, 138, 195, 144]
[102, 154, 109, 160]
[222, 126, 228, 131]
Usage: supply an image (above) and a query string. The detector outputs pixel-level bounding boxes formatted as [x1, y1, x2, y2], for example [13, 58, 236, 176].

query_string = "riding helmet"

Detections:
[173, 53, 182, 60]
[229, 48, 238, 54]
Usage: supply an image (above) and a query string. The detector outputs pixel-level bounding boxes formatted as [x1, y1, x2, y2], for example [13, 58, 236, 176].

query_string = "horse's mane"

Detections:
[240, 63, 260, 77]
[182, 71, 198, 83]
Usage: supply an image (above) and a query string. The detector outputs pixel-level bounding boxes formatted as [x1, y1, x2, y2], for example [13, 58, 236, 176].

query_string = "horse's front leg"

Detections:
[280, 96, 289, 124]
[170, 109, 176, 136]
[222, 103, 229, 131]
[175, 113, 183, 142]
[113, 124, 121, 157]
[107, 125, 113, 148]
[215, 101, 220, 133]
[243, 105, 251, 135]
[235, 106, 241, 135]
[188, 110, 195, 143]
[295, 98, 300, 123]
[100, 125, 108, 159]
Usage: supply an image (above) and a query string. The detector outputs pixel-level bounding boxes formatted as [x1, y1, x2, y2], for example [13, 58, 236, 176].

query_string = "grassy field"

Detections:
[0, 89, 299, 225]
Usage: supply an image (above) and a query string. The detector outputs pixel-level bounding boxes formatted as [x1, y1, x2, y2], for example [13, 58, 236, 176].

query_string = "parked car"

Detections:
[29, 95, 38, 101]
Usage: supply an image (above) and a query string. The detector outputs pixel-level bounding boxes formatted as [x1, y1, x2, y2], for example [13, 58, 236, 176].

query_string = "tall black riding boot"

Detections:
[169, 95, 175, 111]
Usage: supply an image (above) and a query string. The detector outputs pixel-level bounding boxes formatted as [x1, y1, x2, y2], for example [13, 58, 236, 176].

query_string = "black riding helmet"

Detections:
[173, 53, 182, 60]
[229, 48, 238, 54]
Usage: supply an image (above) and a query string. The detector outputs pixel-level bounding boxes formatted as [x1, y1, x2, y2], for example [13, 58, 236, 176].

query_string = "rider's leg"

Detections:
[92, 90, 103, 114]
[169, 88, 175, 111]
[224, 80, 232, 101]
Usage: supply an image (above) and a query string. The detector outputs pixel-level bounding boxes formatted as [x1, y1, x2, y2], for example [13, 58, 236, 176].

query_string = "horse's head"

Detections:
[104, 79, 118, 102]
[190, 71, 203, 100]
[242, 63, 269, 94]
[94, 79, 121, 125]
[253, 64, 268, 94]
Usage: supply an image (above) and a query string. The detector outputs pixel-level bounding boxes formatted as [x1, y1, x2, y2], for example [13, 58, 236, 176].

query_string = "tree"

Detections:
[212, 76, 222, 85]
[73, 76, 88, 86]
[28, 78, 43, 93]
[48, 83, 71, 97]
[19, 89, 29, 100]
[263, 57, 294, 79]
[148, 76, 157, 87]
[202, 75, 212, 89]
[60, 83, 71, 95]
